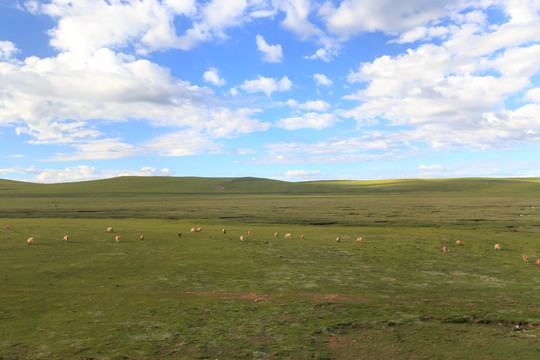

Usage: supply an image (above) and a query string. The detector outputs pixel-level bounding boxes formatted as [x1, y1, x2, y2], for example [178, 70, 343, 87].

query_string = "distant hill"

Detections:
[1, 176, 540, 196]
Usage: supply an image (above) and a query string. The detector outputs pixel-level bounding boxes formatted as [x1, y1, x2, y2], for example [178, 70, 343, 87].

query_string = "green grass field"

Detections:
[1, 177, 539, 359]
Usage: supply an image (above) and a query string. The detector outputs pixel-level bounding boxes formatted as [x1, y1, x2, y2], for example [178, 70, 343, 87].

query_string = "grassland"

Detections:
[0, 176, 539, 359]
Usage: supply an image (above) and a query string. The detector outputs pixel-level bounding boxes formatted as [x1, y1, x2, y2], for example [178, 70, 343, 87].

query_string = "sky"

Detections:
[1, 0, 540, 183]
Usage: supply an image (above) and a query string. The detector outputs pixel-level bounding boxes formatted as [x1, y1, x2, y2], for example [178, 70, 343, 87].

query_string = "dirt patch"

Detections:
[182, 290, 272, 303]
[179, 290, 368, 304]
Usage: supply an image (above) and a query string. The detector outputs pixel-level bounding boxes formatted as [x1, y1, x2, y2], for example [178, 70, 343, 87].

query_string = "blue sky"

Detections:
[1, 0, 540, 183]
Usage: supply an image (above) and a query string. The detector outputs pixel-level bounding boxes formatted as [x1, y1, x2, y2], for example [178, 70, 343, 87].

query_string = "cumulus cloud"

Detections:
[341, 2, 540, 150]
[239, 75, 292, 97]
[0, 165, 173, 183]
[280, 169, 323, 181]
[285, 99, 331, 112]
[304, 46, 338, 62]
[276, 112, 339, 130]
[256, 34, 283, 63]
[313, 73, 333, 86]
[274, 0, 324, 40]
[319, 0, 449, 38]
[203, 67, 226, 86]
[0, 41, 19, 61]
[27, 0, 280, 57]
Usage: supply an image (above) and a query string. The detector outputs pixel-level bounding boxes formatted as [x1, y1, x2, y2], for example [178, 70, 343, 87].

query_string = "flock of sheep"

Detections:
[5, 223, 539, 265]
[442, 239, 540, 265]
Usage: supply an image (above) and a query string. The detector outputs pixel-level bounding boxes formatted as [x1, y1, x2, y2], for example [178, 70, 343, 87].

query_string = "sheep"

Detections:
[178, 232, 182, 237]
[336, 236, 341, 243]
[27, 237, 34, 244]
[301, 234, 305, 239]
[456, 240, 463, 246]
[284, 233, 291, 239]
[140, 235, 144, 240]
[106, 227, 114, 233]
[196, 227, 202, 232]
[536, 258, 540, 265]
[63, 235, 69, 242]
[222, 228, 227, 234]
[240, 235, 245, 241]
[115, 235, 121, 243]
[443, 246, 449, 252]
[190, 227, 196, 232]
[494, 243, 501, 251]
[356, 237, 363, 242]
[248, 230, 253, 235]
[274, 232, 279, 238]
[5, 225, 10, 230]
[523, 255, 529, 263]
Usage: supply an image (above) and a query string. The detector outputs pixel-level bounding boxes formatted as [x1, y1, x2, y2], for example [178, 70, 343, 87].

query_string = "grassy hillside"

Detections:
[2, 176, 540, 195]
[1, 176, 540, 228]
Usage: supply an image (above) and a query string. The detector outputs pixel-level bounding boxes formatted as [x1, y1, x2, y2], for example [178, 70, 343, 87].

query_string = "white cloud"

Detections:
[142, 129, 222, 157]
[274, 0, 324, 40]
[392, 25, 451, 44]
[280, 169, 323, 181]
[0, 165, 173, 183]
[0, 38, 273, 161]
[239, 75, 292, 97]
[313, 73, 333, 86]
[0, 41, 19, 61]
[30, 0, 269, 57]
[201, 0, 249, 35]
[342, 4, 540, 152]
[49, 138, 138, 161]
[256, 34, 283, 63]
[319, 0, 449, 38]
[285, 99, 332, 112]
[206, 107, 270, 138]
[526, 87, 540, 102]
[276, 112, 339, 130]
[203, 67, 226, 86]
[304, 46, 336, 62]
[141, 107, 270, 156]
[163, 0, 196, 14]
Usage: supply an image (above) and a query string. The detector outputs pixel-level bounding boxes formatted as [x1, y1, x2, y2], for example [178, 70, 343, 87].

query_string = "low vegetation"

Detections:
[1, 177, 539, 359]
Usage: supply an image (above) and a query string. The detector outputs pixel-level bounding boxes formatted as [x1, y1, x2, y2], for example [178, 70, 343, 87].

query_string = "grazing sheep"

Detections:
[443, 246, 449, 252]
[63, 235, 69, 242]
[190, 227, 196, 232]
[5, 225, 10, 230]
[301, 234, 305, 239]
[240, 235, 245, 241]
[222, 228, 227, 234]
[178, 232, 182, 237]
[456, 240, 463, 246]
[248, 230, 253, 235]
[536, 258, 540, 265]
[523, 255, 529, 262]
[115, 235, 121, 243]
[196, 227, 202, 232]
[274, 232, 279, 238]
[140, 235, 144, 240]
[356, 237, 363, 242]
[284, 233, 291, 239]
[336, 236, 341, 243]
[494, 243, 501, 251]
[107, 227, 113, 233]
[27, 237, 34, 244]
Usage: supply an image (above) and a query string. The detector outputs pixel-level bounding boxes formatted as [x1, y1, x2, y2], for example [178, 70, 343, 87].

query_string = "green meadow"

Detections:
[0, 176, 539, 359]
